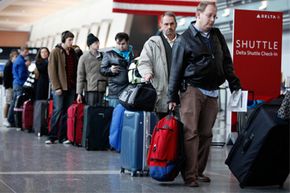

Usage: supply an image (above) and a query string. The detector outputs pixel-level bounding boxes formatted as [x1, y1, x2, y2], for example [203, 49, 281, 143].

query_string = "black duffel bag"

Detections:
[119, 82, 157, 112]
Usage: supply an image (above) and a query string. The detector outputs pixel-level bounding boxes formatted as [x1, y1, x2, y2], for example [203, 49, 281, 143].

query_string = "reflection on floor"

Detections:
[0, 126, 289, 193]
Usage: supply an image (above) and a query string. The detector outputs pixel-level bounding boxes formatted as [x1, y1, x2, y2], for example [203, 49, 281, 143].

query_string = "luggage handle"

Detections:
[97, 79, 108, 107]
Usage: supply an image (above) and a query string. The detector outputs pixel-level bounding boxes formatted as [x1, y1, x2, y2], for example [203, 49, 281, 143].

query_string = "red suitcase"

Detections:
[22, 99, 34, 131]
[47, 99, 53, 133]
[67, 102, 85, 146]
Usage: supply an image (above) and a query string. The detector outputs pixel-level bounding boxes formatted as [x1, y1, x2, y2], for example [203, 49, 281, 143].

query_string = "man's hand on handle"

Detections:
[144, 73, 153, 82]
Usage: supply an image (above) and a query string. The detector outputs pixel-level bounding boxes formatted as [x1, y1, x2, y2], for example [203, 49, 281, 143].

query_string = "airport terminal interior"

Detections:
[0, 0, 289, 192]
[0, 99, 289, 193]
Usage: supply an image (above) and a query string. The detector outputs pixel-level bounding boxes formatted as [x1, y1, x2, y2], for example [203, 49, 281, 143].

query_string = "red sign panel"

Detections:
[233, 9, 283, 100]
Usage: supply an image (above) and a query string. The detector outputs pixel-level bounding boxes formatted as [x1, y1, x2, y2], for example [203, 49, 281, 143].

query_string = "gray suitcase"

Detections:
[120, 110, 157, 176]
[33, 100, 49, 136]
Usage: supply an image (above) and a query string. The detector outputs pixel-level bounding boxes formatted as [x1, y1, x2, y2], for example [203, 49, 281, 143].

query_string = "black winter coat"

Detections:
[35, 60, 49, 100]
[3, 60, 13, 89]
[100, 50, 133, 97]
[168, 24, 241, 103]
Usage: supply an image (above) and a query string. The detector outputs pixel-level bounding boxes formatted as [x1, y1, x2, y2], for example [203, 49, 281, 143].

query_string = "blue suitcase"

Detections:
[120, 110, 157, 176]
[109, 104, 126, 152]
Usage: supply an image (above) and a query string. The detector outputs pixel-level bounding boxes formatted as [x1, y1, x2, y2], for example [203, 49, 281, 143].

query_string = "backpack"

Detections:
[147, 113, 184, 181]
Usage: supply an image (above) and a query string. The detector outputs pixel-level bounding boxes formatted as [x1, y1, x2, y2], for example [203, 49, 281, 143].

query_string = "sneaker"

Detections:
[62, 140, 71, 145]
[59, 138, 70, 144]
[197, 174, 211, 182]
[45, 140, 57, 144]
[3, 121, 11, 127]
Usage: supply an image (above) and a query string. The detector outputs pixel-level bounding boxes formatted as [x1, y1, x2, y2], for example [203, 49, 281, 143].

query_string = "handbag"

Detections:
[118, 82, 157, 111]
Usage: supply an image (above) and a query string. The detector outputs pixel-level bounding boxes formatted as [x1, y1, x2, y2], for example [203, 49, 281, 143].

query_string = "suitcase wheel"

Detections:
[139, 171, 144, 177]
[145, 171, 149, 177]
[131, 171, 137, 177]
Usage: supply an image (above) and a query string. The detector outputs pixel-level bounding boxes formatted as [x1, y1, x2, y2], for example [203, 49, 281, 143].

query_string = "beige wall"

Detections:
[28, 0, 129, 50]
[0, 31, 29, 47]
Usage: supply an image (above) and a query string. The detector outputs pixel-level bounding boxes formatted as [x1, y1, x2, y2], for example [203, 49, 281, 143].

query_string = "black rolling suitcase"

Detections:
[82, 105, 113, 150]
[225, 102, 289, 188]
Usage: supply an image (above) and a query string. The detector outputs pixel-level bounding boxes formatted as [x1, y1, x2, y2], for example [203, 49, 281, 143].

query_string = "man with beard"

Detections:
[138, 12, 178, 119]
[168, 1, 241, 187]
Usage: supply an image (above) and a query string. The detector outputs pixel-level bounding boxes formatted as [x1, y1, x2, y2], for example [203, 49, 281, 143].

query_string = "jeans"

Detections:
[48, 89, 75, 141]
[108, 97, 120, 108]
[7, 84, 23, 125]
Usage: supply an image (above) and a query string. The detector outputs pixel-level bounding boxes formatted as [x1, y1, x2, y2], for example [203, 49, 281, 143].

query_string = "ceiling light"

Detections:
[259, 1, 268, 10]
[178, 18, 186, 26]
[222, 8, 230, 17]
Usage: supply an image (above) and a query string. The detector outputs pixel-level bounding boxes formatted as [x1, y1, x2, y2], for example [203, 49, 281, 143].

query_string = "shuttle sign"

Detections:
[233, 10, 283, 99]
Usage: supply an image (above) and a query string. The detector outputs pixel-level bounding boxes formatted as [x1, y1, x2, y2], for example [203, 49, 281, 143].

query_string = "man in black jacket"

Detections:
[100, 32, 134, 107]
[3, 50, 18, 127]
[168, 1, 241, 187]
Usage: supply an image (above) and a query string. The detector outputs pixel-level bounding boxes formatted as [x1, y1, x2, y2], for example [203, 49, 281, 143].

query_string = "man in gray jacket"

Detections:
[138, 12, 178, 119]
[76, 33, 107, 106]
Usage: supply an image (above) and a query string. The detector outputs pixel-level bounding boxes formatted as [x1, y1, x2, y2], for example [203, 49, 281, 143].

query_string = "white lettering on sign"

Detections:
[235, 40, 278, 50]
[257, 14, 281, 20]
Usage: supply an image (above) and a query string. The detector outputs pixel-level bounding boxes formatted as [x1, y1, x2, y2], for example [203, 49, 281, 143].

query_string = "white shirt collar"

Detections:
[163, 32, 177, 47]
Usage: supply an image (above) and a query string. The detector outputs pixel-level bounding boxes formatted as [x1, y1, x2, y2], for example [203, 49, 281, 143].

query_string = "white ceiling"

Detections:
[0, 0, 82, 31]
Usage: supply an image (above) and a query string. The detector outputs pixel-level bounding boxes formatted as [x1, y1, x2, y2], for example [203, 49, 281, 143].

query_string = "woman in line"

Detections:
[34, 47, 50, 100]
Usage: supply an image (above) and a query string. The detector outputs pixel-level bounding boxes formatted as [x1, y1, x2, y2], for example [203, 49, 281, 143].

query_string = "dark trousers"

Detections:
[48, 89, 75, 141]
[179, 86, 218, 183]
[7, 84, 23, 125]
[85, 91, 104, 106]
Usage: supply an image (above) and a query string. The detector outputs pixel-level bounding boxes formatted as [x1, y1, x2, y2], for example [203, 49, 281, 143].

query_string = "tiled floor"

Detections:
[0, 126, 289, 193]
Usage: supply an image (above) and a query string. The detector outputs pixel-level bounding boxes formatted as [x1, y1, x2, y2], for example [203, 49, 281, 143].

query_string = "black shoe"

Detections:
[185, 181, 199, 187]
[197, 174, 211, 182]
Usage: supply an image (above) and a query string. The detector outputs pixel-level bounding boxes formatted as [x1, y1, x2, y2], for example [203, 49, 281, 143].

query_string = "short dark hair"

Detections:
[61, 30, 74, 43]
[19, 46, 29, 52]
[9, 50, 18, 60]
[115, 32, 129, 42]
[197, 1, 217, 12]
[162, 11, 177, 24]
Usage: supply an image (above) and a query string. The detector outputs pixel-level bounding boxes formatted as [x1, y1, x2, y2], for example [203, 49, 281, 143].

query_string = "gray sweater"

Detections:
[76, 51, 107, 94]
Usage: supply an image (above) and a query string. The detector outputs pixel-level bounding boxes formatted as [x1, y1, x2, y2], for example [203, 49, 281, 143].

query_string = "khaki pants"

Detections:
[179, 86, 218, 183]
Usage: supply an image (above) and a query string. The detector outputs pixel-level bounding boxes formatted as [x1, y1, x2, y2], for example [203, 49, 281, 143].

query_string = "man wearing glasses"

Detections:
[168, 1, 241, 187]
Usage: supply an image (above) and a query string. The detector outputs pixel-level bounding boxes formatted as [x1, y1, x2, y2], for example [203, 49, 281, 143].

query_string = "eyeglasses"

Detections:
[204, 13, 218, 20]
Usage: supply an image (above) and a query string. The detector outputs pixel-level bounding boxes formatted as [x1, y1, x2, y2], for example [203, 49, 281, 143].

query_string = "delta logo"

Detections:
[256, 14, 281, 20]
